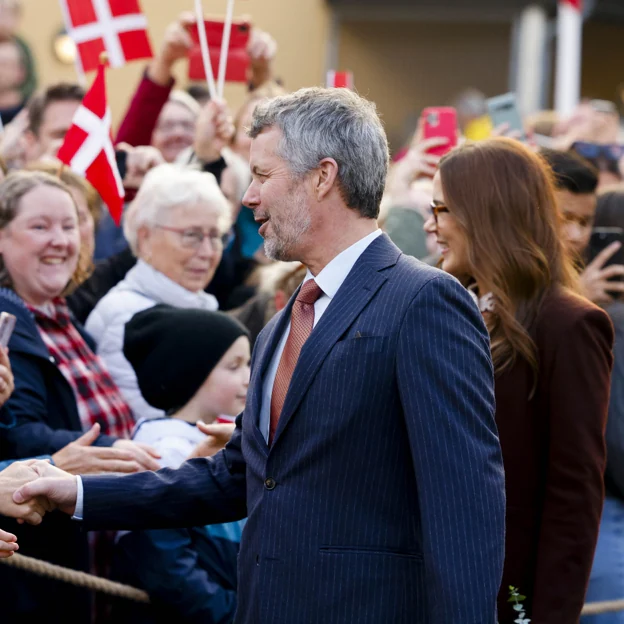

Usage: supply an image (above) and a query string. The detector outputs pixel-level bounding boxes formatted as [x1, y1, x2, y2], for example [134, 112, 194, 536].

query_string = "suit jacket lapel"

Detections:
[271, 234, 401, 447]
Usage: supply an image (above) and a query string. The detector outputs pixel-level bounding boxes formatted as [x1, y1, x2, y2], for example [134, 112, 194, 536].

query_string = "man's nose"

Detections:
[242, 180, 260, 209]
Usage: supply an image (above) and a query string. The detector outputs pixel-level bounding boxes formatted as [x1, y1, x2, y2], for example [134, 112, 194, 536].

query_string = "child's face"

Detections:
[195, 336, 251, 417]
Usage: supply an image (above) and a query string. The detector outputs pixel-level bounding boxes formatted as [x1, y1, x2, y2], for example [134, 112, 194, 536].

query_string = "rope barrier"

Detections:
[582, 599, 624, 616]
[0, 552, 150, 603]
[1, 551, 623, 614]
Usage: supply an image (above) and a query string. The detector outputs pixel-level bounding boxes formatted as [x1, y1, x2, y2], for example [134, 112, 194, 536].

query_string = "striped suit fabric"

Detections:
[82, 234, 506, 623]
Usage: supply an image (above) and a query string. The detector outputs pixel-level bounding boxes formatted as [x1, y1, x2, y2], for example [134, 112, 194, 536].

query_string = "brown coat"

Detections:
[496, 288, 614, 624]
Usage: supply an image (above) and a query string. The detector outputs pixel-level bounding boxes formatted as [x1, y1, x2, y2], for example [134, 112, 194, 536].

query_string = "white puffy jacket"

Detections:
[85, 260, 219, 422]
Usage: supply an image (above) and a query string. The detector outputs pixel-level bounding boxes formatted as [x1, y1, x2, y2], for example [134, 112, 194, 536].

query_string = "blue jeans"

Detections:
[583, 496, 624, 623]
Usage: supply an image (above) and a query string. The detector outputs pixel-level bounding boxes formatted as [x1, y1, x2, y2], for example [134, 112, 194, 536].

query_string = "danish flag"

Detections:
[57, 63, 125, 226]
[59, 0, 153, 72]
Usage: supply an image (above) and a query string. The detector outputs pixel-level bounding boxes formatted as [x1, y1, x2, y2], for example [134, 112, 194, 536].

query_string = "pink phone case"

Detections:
[421, 107, 458, 157]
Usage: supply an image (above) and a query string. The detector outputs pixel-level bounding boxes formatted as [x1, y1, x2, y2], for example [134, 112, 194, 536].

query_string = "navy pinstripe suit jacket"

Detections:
[82, 234, 506, 623]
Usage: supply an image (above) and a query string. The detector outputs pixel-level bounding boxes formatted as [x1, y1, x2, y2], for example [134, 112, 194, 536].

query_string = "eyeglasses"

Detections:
[430, 201, 449, 222]
[155, 225, 230, 250]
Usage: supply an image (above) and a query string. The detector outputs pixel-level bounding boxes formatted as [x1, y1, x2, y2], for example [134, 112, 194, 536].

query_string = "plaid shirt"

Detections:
[28, 298, 133, 439]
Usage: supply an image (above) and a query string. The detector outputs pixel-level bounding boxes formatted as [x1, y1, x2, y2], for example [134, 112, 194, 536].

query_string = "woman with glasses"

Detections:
[85, 163, 231, 422]
[425, 137, 614, 623]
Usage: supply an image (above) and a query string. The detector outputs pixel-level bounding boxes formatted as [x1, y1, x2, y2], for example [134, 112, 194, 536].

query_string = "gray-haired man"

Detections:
[15, 87, 505, 623]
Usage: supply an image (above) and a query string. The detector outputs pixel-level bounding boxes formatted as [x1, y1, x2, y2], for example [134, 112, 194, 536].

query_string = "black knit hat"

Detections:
[123, 304, 250, 412]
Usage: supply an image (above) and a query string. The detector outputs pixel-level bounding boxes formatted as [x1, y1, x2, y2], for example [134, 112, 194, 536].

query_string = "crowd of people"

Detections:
[0, 3, 622, 623]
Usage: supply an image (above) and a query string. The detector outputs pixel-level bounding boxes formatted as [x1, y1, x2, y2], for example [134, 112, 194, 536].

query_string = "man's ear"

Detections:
[315, 158, 339, 202]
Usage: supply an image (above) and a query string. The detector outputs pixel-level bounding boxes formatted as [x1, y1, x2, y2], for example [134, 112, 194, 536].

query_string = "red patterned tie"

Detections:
[269, 279, 324, 445]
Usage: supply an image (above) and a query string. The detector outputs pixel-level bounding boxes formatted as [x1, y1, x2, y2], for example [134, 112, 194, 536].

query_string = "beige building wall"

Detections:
[337, 20, 512, 150]
[19, 0, 331, 128]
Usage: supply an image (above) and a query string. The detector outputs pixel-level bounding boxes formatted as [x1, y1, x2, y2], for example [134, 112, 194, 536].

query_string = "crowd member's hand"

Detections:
[193, 99, 235, 163]
[247, 29, 277, 88]
[0, 108, 28, 170]
[52, 424, 152, 475]
[491, 122, 524, 142]
[0, 460, 52, 525]
[0, 347, 14, 408]
[113, 439, 161, 472]
[148, 12, 195, 86]
[116, 143, 164, 189]
[188, 422, 236, 459]
[579, 241, 624, 304]
[0, 528, 18, 558]
[13, 464, 79, 517]
[386, 131, 448, 207]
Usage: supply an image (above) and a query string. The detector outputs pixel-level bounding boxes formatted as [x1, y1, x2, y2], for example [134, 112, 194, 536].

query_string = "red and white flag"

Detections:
[326, 71, 354, 90]
[57, 63, 125, 226]
[59, 0, 153, 73]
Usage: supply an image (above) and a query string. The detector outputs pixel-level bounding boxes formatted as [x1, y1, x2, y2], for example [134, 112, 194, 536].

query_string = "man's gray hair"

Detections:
[123, 164, 231, 255]
[249, 87, 389, 219]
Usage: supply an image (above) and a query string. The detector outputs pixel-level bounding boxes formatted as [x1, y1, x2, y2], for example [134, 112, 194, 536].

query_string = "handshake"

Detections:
[0, 459, 79, 557]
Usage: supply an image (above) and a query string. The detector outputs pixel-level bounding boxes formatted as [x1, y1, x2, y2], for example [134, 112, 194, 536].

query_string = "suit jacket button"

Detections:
[264, 477, 276, 490]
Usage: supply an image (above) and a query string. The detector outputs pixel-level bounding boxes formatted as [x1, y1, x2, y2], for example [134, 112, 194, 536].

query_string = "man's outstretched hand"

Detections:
[13, 462, 78, 519]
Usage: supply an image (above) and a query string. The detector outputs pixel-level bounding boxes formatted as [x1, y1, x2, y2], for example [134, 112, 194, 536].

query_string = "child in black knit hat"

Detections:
[123, 304, 250, 465]
[111, 304, 251, 624]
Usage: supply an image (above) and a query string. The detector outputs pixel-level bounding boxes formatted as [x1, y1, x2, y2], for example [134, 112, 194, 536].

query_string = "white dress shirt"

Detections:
[259, 229, 382, 441]
[74, 229, 383, 519]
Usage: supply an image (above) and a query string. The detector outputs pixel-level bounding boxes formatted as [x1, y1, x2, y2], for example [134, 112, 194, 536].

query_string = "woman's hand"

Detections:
[52, 424, 154, 475]
[0, 347, 14, 409]
[194, 99, 235, 163]
[148, 12, 195, 86]
[113, 439, 161, 471]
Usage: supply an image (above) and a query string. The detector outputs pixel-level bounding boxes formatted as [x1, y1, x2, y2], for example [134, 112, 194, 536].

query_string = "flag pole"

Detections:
[217, 0, 235, 99]
[194, 0, 218, 100]
[58, 0, 87, 87]
[555, 0, 583, 116]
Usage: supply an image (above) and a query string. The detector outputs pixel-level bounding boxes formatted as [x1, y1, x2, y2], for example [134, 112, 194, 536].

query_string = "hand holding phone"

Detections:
[420, 107, 458, 158]
[0, 312, 16, 349]
[487, 93, 526, 141]
[582, 227, 624, 303]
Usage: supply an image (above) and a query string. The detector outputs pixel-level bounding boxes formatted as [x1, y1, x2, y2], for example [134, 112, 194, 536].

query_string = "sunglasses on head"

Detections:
[571, 141, 624, 162]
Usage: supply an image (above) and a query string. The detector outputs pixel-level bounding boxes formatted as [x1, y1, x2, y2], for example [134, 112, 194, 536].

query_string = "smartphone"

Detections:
[421, 107, 458, 157]
[0, 312, 16, 348]
[589, 227, 624, 284]
[487, 93, 525, 140]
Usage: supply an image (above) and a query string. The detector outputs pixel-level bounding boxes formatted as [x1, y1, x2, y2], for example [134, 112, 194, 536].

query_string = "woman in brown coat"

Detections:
[427, 137, 614, 623]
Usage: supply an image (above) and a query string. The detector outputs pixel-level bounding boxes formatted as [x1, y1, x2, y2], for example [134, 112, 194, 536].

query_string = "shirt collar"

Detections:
[304, 229, 383, 299]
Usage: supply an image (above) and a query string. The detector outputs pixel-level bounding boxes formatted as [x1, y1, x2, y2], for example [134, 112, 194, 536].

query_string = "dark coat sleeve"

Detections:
[396, 276, 506, 623]
[116, 528, 237, 624]
[532, 306, 613, 624]
[0, 350, 116, 459]
[82, 415, 247, 530]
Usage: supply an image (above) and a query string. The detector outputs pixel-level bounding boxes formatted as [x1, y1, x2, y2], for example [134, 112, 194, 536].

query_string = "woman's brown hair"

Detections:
[0, 170, 91, 295]
[25, 160, 102, 228]
[438, 137, 579, 382]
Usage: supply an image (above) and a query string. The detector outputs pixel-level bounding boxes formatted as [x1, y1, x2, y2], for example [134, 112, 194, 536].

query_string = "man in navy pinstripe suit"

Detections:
[16, 87, 506, 623]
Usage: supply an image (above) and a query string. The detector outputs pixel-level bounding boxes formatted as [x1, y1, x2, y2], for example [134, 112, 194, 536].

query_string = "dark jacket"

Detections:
[0, 287, 117, 624]
[495, 288, 614, 624]
[112, 524, 241, 624]
[0, 287, 117, 457]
